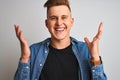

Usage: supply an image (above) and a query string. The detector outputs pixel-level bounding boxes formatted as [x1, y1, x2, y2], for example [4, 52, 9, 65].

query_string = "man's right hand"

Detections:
[14, 24, 30, 63]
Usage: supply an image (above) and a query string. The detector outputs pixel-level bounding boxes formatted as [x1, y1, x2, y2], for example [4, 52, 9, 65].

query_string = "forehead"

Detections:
[47, 5, 71, 16]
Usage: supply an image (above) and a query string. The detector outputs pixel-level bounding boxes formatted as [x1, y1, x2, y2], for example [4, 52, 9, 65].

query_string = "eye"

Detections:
[49, 16, 57, 20]
[62, 15, 68, 20]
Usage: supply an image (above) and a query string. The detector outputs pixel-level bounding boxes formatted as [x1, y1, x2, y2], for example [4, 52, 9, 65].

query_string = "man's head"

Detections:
[44, 0, 74, 41]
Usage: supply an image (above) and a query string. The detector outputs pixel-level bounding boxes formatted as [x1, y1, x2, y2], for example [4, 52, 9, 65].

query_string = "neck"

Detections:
[50, 37, 71, 49]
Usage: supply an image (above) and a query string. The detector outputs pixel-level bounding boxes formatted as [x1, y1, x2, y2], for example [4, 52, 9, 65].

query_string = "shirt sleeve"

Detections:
[91, 64, 107, 80]
[14, 61, 30, 80]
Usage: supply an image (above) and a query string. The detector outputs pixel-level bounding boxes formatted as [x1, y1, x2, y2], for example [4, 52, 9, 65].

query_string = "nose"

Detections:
[56, 18, 63, 26]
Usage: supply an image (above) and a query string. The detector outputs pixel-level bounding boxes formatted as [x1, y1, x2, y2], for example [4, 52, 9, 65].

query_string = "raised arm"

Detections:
[14, 24, 30, 62]
[84, 22, 107, 80]
[84, 22, 103, 61]
[14, 25, 31, 80]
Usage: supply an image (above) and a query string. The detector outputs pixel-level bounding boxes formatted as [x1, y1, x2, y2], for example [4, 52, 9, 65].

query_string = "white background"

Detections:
[0, 0, 120, 80]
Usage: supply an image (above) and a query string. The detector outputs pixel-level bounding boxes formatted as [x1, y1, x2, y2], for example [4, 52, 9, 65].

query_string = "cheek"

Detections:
[46, 22, 55, 31]
[47, 21, 56, 27]
[65, 21, 73, 28]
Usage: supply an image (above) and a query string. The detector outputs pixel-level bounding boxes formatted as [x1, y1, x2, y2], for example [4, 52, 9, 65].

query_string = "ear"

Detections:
[72, 18, 74, 23]
[45, 19, 48, 28]
[71, 18, 74, 25]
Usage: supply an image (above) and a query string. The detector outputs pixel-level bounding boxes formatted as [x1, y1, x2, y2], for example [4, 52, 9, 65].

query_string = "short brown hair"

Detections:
[44, 0, 71, 12]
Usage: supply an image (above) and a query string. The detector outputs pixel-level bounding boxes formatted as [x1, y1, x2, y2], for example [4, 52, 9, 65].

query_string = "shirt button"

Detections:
[45, 50, 47, 53]
[47, 42, 49, 45]
[26, 66, 29, 69]
[40, 63, 43, 66]
[92, 70, 95, 72]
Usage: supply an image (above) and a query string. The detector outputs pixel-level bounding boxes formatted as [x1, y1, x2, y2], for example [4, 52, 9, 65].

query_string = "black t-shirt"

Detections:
[39, 44, 79, 80]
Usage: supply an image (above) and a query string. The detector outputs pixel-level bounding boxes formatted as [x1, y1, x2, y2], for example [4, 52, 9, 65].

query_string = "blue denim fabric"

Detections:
[14, 37, 107, 80]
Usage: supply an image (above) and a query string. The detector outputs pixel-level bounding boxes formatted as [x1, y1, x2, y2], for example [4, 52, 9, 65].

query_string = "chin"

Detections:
[52, 35, 70, 41]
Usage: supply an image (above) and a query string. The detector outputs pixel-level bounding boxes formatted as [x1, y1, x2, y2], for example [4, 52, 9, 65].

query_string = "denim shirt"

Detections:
[14, 37, 107, 80]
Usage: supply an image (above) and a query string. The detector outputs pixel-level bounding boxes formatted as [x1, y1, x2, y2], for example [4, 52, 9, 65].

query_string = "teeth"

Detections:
[55, 27, 64, 31]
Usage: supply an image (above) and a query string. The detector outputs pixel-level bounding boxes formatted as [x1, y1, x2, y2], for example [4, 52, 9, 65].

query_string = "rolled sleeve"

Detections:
[91, 64, 107, 80]
[14, 61, 30, 80]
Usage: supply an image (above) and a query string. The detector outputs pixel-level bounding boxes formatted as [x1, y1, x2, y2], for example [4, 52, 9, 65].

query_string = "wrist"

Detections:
[90, 56, 102, 66]
[20, 56, 29, 63]
[91, 56, 100, 61]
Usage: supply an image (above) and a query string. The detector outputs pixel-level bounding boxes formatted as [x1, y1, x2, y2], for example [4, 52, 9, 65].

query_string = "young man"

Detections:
[14, 0, 107, 80]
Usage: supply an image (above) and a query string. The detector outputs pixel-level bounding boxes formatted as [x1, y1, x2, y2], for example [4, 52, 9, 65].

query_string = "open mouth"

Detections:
[55, 27, 66, 32]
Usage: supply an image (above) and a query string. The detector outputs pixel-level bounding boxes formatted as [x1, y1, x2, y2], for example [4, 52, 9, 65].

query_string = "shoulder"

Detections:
[71, 37, 87, 48]
[29, 38, 51, 50]
[71, 37, 90, 58]
[71, 37, 89, 54]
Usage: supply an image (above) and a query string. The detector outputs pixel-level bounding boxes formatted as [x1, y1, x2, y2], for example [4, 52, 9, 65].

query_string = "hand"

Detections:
[14, 24, 30, 62]
[84, 22, 103, 61]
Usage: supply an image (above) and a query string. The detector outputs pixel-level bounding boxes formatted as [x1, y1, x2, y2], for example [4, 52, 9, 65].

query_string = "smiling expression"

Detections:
[45, 5, 74, 41]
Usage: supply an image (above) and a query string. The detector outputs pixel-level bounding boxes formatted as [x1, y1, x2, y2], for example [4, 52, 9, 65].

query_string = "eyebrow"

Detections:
[48, 14, 68, 18]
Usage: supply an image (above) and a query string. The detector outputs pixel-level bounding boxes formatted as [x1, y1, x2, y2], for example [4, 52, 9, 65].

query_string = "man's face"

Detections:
[45, 5, 74, 40]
